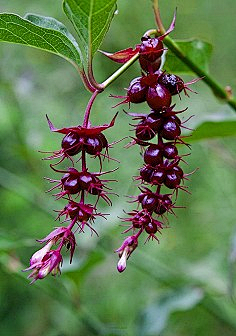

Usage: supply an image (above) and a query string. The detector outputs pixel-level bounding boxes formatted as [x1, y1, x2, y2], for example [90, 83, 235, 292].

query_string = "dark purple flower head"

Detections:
[44, 113, 117, 165]
[57, 201, 107, 235]
[100, 11, 176, 66]
[46, 167, 116, 204]
[46, 113, 118, 136]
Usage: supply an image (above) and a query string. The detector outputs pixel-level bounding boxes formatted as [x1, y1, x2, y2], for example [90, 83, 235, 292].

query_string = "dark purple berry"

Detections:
[164, 172, 181, 189]
[146, 84, 172, 110]
[168, 114, 181, 125]
[77, 172, 94, 190]
[127, 77, 148, 103]
[84, 135, 103, 155]
[172, 165, 184, 178]
[159, 73, 184, 95]
[146, 112, 162, 132]
[144, 144, 163, 166]
[141, 194, 158, 212]
[135, 122, 155, 141]
[132, 212, 150, 228]
[76, 208, 92, 222]
[145, 222, 158, 234]
[160, 119, 181, 140]
[140, 166, 154, 182]
[151, 168, 165, 185]
[163, 143, 178, 159]
[63, 202, 91, 222]
[97, 133, 108, 149]
[61, 132, 82, 156]
[139, 37, 164, 62]
[89, 177, 103, 195]
[139, 56, 162, 73]
[155, 194, 172, 215]
[63, 176, 81, 194]
[138, 193, 145, 203]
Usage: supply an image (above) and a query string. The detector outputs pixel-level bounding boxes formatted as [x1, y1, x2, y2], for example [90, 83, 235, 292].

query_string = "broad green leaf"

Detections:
[165, 39, 213, 74]
[137, 287, 204, 336]
[188, 120, 236, 142]
[0, 13, 82, 68]
[63, 0, 117, 66]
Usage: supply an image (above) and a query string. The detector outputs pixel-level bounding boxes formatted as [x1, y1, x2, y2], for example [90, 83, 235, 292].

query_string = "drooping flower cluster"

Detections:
[22, 9, 200, 282]
[104, 15, 198, 272]
[23, 113, 118, 283]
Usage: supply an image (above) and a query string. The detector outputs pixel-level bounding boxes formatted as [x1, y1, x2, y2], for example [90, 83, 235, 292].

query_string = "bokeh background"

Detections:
[0, 0, 236, 335]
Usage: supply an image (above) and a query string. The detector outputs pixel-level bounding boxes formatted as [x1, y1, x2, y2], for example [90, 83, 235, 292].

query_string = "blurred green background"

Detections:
[0, 0, 236, 335]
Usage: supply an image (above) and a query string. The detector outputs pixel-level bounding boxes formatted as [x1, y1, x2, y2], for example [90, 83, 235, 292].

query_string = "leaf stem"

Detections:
[78, 68, 96, 93]
[88, 62, 104, 91]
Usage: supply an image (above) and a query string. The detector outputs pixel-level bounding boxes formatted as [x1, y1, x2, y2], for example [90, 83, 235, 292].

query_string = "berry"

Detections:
[139, 56, 162, 73]
[160, 119, 181, 140]
[145, 221, 158, 234]
[172, 165, 184, 178]
[140, 193, 158, 212]
[151, 168, 166, 185]
[77, 172, 95, 190]
[84, 135, 103, 155]
[168, 114, 181, 125]
[144, 144, 163, 166]
[61, 174, 81, 194]
[63, 202, 92, 222]
[155, 194, 173, 215]
[159, 73, 184, 95]
[139, 37, 164, 62]
[163, 143, 178, 159]
[135, 121, 156, 141]
[145, 112, 163, 132]
[61, 132, 82, 156]
[164, 172, 181, 189]
[140, 166, 154, 183]
[127, 77, 148, 103]
[132, 211, 150, 228]
[146, 83, 172, 110]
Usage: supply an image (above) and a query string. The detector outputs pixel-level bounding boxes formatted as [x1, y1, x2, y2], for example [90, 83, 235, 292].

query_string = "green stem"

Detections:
[152, 0, 236, 112]
[163, 36, 236, 111]
[100, 52, 139, 89]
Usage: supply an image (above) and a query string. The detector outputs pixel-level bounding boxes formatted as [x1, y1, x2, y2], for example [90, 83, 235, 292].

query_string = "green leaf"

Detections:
[165, 39, 213, 74]
[63, 0, 117, 66]
[137, 287, 204, 336]
[188, 120, 236, 142]
[0, 13, 82, 68]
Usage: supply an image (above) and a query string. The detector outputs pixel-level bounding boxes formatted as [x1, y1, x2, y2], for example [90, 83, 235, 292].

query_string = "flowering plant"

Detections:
[0, 0, 235, 284]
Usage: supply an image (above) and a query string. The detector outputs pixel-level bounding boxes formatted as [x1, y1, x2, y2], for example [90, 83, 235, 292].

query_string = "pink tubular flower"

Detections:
[115, 235, 138, 272]
[37, 227, 76, 263]
[23, 249, 63, 284]
[28, 240, 54, 267]
[23, 226, 76, 283]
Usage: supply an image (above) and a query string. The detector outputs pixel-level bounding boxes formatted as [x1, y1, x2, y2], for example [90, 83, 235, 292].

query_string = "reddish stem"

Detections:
[83, 90, 100, 128]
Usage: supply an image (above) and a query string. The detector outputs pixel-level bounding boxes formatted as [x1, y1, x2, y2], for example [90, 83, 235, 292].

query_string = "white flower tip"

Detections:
[117, 250, 127, 273]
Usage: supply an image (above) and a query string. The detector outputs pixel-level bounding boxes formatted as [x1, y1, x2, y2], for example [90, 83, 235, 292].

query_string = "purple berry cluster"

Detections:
[22, 10, 200, 282]
[23, 112, 118, 283]
[115, 24, 197, 273]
